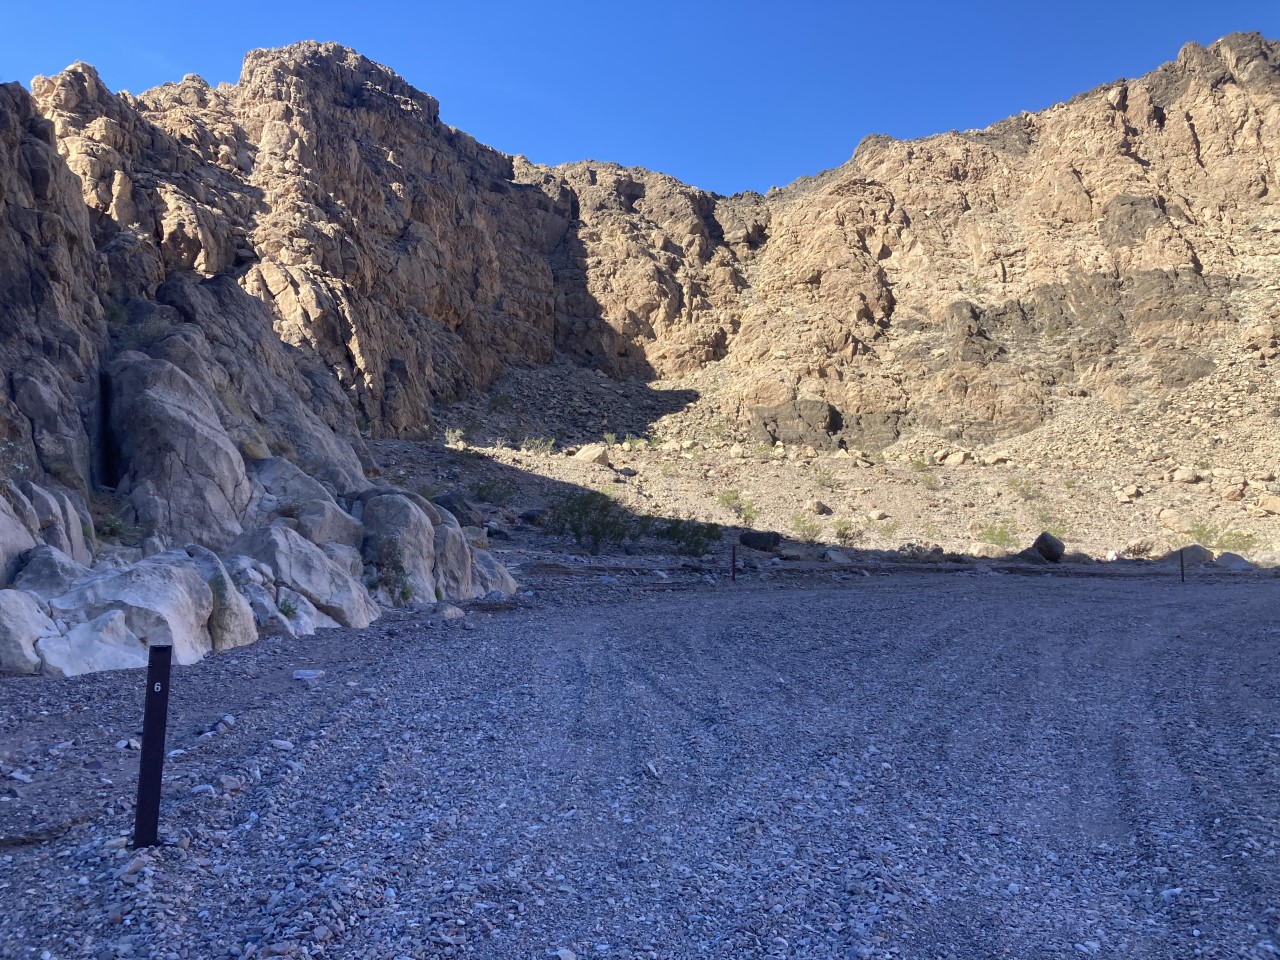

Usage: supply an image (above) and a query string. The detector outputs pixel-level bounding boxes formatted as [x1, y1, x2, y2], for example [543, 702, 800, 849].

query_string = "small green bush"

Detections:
[278, 596, 298, 619]
[658, 516, 722, 556]
[977, 521, 1017, 548]
[521, 435, 556, 455]
[546, 491, 630, 554]
[833, 518, 863, 546]
[471, 478, 516, 504]
[791, 512, 822, 543]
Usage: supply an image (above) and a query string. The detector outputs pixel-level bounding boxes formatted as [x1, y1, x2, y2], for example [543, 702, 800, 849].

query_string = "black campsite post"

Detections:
[731, 543, 737, 582]
[133, 644, 173, 848]
[1180, 548, 1185, 584]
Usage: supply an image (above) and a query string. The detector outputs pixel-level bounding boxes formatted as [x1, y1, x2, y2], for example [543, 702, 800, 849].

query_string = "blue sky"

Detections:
[4, 1, 1277, 195]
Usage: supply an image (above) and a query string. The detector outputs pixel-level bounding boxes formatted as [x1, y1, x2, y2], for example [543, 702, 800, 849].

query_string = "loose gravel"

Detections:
[1, 572, 1278, 959]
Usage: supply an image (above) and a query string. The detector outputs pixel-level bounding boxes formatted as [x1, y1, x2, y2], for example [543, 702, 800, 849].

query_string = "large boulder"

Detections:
[19, 482, 92, 565]
[12, 544, 90, 599]
[433, 519, 473, 602]
[295, 498, 363, 549]
[108, 354, 251, 550]
[471, 549, 517, 598]
[230, 524, 378, 628]
[0, 589, 58, 674]
[36, 611, 148, 678]
[1031, 531, 1065, 563]
[0, 495, 38, 586]
[47, 551, 215, 665]
[361, 494, 437, 605]
[184, 544, 257, 652]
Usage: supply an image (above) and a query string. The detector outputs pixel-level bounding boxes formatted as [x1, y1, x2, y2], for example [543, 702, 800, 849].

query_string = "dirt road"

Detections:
[2, 573, 1277, 959]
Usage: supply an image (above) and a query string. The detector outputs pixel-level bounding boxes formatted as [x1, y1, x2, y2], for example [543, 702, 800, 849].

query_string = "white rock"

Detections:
[36, 610, 148, 677]
[48, 552, 215, 666]
[0, 589, 58, 674]
[231, 524, 378, 628]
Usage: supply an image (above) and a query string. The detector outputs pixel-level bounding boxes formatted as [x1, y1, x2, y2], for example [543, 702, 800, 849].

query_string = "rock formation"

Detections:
[2, 33, 1279, 671]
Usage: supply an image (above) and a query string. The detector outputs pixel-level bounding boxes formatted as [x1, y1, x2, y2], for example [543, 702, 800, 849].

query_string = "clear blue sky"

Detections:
[3, 1, 1277, 196]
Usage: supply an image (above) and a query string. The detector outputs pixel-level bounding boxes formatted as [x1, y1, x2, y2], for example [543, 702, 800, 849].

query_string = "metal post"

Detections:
[133, 644, 173, 848]
[1180, 548, 1185, 584]
[731, 543, 737, 582]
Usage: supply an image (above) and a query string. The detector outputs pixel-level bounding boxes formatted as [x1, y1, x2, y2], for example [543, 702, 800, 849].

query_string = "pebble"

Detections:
[270, 739, 295, 751]
[292, 670, 325, 682]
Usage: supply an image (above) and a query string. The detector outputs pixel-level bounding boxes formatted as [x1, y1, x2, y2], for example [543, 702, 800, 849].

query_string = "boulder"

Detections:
[739, 530, 781, 552]
[294, 499, 363, 549]
[361, 494, 437, 605]
[433, 520, 473, 601]
[1214, 551, 1258, 572]
[1031, 531, 1065, 563]
[108, 355, 251, 550]
[0, 589, 57, 674]
[35, 611, 148, 677]
[12, 544, 90, 599]
[0, 495, 38, 587]
[47, 551, 215, 665]
[970, 542, 1008, 559]
[230, 524, 378, 628]
[573, 443, 611, 467]
[246, 456, 335, 510]
[184, 544, 257, 652]
[19, 483, 92, 565]
[432, 493, 484, 529]
[321, 542, 364, 578]
[470, 548, 517, 598]
[276, 586, 341, 633]
[2, 481, 41, 537]
[240, 581, 295, 637]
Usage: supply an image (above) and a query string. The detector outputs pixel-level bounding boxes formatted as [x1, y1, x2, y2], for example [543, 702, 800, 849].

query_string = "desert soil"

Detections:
[2, 567, 1277, 960]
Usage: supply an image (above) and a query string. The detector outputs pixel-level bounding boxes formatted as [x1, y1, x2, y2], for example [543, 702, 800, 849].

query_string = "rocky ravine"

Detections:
[2, 34, 1279, 675]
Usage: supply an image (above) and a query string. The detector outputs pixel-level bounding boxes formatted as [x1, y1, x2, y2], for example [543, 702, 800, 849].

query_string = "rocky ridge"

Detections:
[3, 35, 1280, 673]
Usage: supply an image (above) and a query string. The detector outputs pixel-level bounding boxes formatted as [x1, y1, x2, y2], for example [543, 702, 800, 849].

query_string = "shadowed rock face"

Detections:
[4, 33, 1279, 502]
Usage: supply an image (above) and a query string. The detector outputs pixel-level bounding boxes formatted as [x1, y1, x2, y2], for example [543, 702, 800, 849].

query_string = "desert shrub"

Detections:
[486, 393, 520, 414]
[717, 489, 742, 510]
[444, 426, 465, 447]
[658, 516, 722, 556]
[1186, 521, 1258, 554]
[521, 435, 555, 455]
[791, 512, 822, 543]
[546, 491, 630, 555]
[471, 478, 516, 504]
[277, 596, 298, 619]
[812, 465, 837, 489]
[977, 521, 1017, 548]
[833, 518, 863, 546]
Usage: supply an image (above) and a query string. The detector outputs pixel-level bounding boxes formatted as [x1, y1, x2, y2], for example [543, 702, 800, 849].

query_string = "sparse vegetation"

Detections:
[977, 521, 1018, 549]
[833, 518, 863, 546]
[603, 432, 617, 449]
[277, 596, 298, 619]
[812, 465, 837, 490]
[658, 516, 722, 556]
[1006, 477, 1040, 501]
[471, 478, 516, 505]
[545, 490, 631, 555]
[521, 435, 556, 455]
[444, 426, 465, 447]
[790, 512, 822, 543]
[1186, 521, 1258, 554]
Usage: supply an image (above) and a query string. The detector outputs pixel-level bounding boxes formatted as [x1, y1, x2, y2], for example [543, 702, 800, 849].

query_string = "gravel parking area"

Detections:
[2, 572, 1278, 959]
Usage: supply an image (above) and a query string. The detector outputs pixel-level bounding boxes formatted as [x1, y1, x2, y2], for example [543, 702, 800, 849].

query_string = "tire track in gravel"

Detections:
[5, 575, 1278, 960]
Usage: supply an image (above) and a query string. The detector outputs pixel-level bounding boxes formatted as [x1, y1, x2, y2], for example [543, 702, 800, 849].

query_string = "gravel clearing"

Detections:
[2, 572, 1278, 959]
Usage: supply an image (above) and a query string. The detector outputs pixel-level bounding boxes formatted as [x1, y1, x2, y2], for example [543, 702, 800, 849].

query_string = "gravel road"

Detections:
[2, 573, 1278, 959]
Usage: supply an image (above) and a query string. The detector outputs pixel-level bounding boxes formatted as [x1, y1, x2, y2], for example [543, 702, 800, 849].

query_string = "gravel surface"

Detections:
[2, 572, 1278, 959]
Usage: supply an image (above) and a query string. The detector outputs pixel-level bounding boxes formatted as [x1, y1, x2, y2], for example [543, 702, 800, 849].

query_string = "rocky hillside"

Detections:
[1, 34, 1278, 673]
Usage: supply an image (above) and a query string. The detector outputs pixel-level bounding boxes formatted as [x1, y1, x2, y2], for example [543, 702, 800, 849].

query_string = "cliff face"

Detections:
[545, 33, 1280, 450]
[3, 33, 1278, 516]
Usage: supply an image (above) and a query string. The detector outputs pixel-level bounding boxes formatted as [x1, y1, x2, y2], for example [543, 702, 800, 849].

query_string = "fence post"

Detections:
[133, 644, 173, 848]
